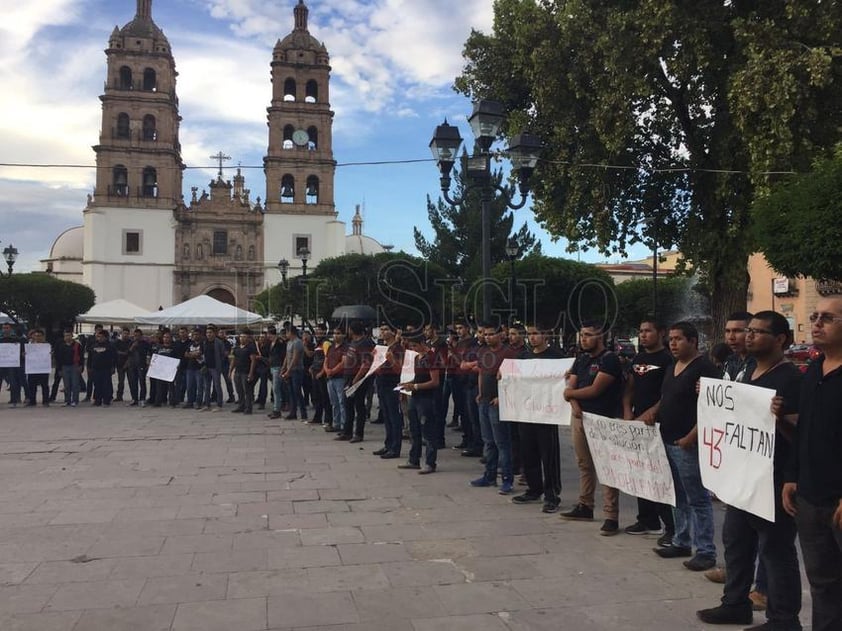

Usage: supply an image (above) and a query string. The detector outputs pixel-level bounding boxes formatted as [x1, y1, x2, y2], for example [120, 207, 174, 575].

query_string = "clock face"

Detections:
[292, 129, 309, 146]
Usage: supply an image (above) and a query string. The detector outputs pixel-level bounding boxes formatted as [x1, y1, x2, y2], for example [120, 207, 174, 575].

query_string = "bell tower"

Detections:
[264, 0, 335, 216]
[92, 0, 184, 208]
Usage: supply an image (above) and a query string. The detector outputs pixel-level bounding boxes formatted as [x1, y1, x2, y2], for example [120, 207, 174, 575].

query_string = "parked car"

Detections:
[614, 339, 636, 360]
[784, 344, 815, 363]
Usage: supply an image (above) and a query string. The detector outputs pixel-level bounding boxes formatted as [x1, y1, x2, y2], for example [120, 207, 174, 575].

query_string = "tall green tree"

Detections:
[0, 273, 95, 336]
[414, 164, 540, 280]
[612, 276, 697, 336]
[753, 145, 842, 281]
[455, 0, 842, 333]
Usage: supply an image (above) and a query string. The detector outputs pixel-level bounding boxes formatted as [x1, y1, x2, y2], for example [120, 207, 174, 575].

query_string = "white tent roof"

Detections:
[77, 299, 151, 324]
[136, 295, 266, 327]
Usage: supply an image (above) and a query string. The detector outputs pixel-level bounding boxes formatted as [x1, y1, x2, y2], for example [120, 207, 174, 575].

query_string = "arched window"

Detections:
[283, 125, 294, 150]
[141, 167, 158, 198]
[280, 175, 295, 203]
[112, 165, 128, 197]
[116, 113, 130, 139]
[143, 68, 157, 91]
[305, 175, 319, 204]
[142, 115, 157, 141]
[183, 244, 190, 260]
[247, 245, 255, 261]
[283, 78, 296, 101]
[307, 126, 318, 150]
[305, 80, 318, 103]
[119, 66, 132, 90]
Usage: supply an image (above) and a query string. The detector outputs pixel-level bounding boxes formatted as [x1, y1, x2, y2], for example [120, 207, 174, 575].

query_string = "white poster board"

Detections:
[24, 343, 52, 374]
[345, 345, 388, 398]
[147, 353, 180, 383]
[394, 349, 418, 395]
[697, 377, 776, 522]
[0, 343, 20, 368]
[583, 413, 676, 506]
[498, 358, 575, 425]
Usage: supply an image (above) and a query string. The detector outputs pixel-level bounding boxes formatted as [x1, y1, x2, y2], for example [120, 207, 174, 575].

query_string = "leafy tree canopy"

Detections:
[612, 276, 699, 336]
[0, 273, 95, 336]
[414, 164, 540, 280]
[253, 253, 453, 329]
[753, 145, 842, 280]
[455, 0, 842, 332]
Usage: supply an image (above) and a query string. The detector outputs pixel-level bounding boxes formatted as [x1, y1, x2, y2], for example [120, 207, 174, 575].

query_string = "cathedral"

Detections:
[43, 0, 385, 310]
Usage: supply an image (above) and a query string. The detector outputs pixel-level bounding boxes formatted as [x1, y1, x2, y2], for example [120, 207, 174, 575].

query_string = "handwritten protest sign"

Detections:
[345, 345, 388, 398]
[394, 349, 418, 395]
[582, 413, 676, 506]
[498, 358, 575, 425]
[697, 377, 776, 521]
[0, 344, 20, 368]
[147, 353, 179, 383]
[24, 344, 52, 374]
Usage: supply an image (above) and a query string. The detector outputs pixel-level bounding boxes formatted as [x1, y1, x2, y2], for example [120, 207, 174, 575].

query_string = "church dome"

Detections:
[117, 1, 170, 46]
[275, 1, 326, 54]
[48, 226, 84, 260]
[345, 234, 386, 256]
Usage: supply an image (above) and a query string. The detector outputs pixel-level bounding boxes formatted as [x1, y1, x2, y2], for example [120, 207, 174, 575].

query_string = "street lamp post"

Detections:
[505, 237, 521, 324]
[298, 247, 310, 279]
[3, 244, 18, 275]
[651, 239, 658, 321]
[429, 100, 541, 323]
[277, 258, 289, 285]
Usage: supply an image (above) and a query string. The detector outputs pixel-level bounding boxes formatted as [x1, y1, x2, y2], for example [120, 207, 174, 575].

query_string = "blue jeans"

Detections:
[408, 395, 437, 467]
[327, 377, 347, 431]
[478, 401, 512, 483]
[271, 367, 283, 413]
[287, 368, 305, 417]
[185, 368, 203, 406]
[377, 378, 402, 454]
[61, 366, 81, 404]
[665, 443, 716, 558]
[204, 368, 222, 407]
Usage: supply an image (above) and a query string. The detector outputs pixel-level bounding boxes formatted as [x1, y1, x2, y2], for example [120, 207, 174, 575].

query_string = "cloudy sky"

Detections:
[0, 0, 647, 273]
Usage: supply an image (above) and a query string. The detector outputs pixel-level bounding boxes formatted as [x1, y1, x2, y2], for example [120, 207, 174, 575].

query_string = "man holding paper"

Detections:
[697, 311, 803, 629]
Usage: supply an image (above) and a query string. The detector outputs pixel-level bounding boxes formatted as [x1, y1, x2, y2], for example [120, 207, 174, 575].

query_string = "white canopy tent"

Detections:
[77, 299, 151, 324]
[135, 295, 267, 327]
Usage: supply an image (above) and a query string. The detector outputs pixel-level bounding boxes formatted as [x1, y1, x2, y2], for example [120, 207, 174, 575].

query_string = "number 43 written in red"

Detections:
[702, 426, 724, 469]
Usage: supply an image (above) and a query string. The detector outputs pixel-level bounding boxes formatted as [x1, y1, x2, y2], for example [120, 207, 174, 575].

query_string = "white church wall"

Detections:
[262, 214, 345, 286]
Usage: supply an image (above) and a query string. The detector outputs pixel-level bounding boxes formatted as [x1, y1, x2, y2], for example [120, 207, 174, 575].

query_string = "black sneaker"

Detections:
[657, 532, 675, 548]
[560, 504, 594, 521]
[654, 545, 692, 558]
[511, 493, 542, 505]
[542, 500, 560, 514]
[695, 605, 753, 625]
[624, 521, 663, 535]
[684, 554, 717, 572]
[599, 519, 619, 536]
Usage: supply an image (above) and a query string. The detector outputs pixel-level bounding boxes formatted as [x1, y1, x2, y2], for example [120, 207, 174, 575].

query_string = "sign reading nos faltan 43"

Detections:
[697, 377, 776, 522]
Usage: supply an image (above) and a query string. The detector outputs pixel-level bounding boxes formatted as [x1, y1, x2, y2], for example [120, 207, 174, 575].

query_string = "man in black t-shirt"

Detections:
[654, 321, 720, 571]
[698, 311, 802, 628]
[562, 321, 623, 534]
[231, 330, 257, 414]
[511, 323, 565, 513]
[783, 296, 842, 631]
[622, 319, 675, 540]
[341, 320, 374, 442]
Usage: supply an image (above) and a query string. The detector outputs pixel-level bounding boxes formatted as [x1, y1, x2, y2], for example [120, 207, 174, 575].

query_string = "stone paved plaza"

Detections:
[0, 402, 811, 630]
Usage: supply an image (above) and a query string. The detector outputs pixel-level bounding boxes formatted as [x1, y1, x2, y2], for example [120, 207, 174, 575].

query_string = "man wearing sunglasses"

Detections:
[782, 297, 842, 631]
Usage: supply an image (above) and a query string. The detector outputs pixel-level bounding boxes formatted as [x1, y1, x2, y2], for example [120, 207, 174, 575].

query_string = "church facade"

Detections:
[44, 0, 382, 311]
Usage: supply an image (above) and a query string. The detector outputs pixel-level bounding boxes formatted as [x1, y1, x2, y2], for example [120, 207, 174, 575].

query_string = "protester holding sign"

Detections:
[25, 329, 52, 406]
[397, 330, 441, 474]
[510, 323, 565, 513]
[0, 321, 24, 407]
[622, 318, 676, 543]
[783, 296, 842, 631]
[654, 321, 719, 571]
[562, 321, 623, 535]
[373, 325, 404, 460]
[697, 311, 803, 629]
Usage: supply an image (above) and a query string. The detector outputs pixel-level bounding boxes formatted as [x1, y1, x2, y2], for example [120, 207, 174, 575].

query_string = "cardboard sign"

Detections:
[0, 343, 20, 368]
[147, 353, 180, 383]
[583, 413, 676, 506]
[498, 358, 575, 425]
[345, 345, 388, 398]
[697, 377, 776, 522]
[25, 343, 52, 374]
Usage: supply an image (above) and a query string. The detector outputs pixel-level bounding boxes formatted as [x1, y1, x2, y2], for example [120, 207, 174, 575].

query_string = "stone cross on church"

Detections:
[209, 151, 231, 178]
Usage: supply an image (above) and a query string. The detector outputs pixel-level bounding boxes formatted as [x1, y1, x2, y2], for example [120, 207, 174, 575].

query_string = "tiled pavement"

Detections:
[0, 402, 812, 630]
